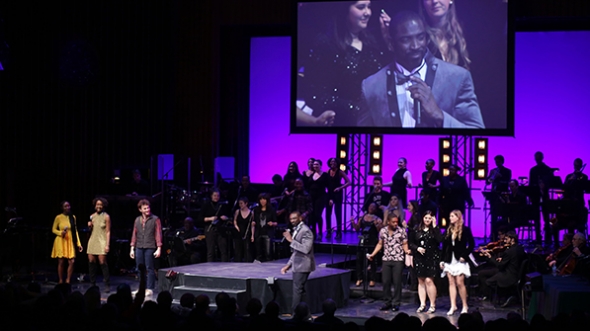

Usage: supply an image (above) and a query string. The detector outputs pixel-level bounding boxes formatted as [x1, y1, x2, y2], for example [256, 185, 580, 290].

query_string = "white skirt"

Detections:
[441, 255, 471, 278]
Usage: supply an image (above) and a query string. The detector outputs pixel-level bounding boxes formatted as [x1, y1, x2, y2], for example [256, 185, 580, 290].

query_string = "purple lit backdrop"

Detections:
[250, 32, 590, 238]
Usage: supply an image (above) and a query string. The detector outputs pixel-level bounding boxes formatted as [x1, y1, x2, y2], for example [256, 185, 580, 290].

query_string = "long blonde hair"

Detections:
[446, 209, 464, 241]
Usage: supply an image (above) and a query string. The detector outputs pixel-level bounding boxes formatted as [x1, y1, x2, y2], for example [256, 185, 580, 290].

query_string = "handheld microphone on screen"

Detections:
[415, 100, 421, 125]
[281, 229, 291, 243]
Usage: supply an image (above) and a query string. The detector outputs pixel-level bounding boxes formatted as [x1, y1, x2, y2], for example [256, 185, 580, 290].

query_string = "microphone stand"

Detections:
[359, 235, 374, 304]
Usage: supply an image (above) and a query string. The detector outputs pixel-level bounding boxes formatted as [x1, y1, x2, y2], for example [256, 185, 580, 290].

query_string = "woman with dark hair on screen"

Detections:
[300, 1, 390, 126]
[386, 157, 412, 209]
[51, 201, 83, 284]
[309, 159, 329, 239]
[419, 0, 471, 70]
[409, 210, 442, 313]
[326, 157, 351, 239]
[253, 193, 279, 262]
[87, 197, 111, 292]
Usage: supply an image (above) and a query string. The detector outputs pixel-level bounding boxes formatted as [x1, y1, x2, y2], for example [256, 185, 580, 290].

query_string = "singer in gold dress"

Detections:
[51, 201, 83, 283]
[87, 197, 111, 291]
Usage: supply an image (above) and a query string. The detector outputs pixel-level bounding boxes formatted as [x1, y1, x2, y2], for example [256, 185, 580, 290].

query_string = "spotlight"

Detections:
[368, 135, 383, 175]
[474, 138, 488, 180]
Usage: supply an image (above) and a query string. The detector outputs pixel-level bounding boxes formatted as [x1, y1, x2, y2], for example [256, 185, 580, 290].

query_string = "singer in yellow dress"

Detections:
[51, 201, 83, 283]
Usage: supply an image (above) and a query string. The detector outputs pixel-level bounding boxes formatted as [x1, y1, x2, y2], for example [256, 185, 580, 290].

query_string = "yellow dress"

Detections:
[87, 212, 109, 255]
[51, 214, 81, 259]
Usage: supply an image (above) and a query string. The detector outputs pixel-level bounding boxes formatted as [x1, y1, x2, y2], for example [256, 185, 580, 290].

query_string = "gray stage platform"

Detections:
[158, 262, 351, 314]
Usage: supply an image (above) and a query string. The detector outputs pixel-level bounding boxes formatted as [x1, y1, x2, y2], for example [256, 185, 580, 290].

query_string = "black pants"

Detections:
[325, 196, 343, 234]
[233, 237, 252, 262]
[292, 271, 310, 313]
[478, 267, 499, 297]
[205, 228, 228, 262]
[310, 195, 326, 237]
[254, 235, 273, 261]
[382, 261, 404, 306]
[356, 248, 376, 281]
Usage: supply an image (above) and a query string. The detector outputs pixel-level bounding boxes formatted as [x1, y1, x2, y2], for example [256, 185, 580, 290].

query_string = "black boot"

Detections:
[100, 263, 110, 293]
[89, 262, 98, 286]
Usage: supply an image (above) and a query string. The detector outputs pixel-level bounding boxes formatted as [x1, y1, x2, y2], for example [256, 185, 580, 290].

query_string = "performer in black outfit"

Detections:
[233, 197, 254, 262]
[253, 193, 279, 262]
[170, 217, 205, 266]
[554, 158, 588, 245]
[302, 158, 315, 191]
[406, 200, 421, 291]
[279, 178, 313, 224]
[237, 175, 259, 207]
[528, 151, 554, 245]
[487, 155, 512, 241]
[283, 161, 302, 192]
[387, 157, 412, 209]
[199, 190, 230, 262]
[326, 158, 351, 239]
[353, 203, 382, 287]
[440, 165, 473, 223]
[418, 190, 438, 220]
[308, 159, 329, 239]
[501, 180, 529, 231]
[421, 159, 441, 204]
[409, 210, 442, 313]
[362, 176, 391, 220]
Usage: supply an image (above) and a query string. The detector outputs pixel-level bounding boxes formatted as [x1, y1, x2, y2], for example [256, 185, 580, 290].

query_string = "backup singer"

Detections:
[129, 199, 162, 294]
[51, 201, 83, 284]
[199, 190, 230, 262]
[386, 157, 412, 208]
[309, 159, 329, 239]
[353, 203, 382, 287]
[253, 193, 279, 262]
[440, 165, 473, 219]
[279, 178, 312, 224]
[409, 210, 442, 313]
[87, 197, 111, 291]
[368, 214, 409, 312]
[326, 158, 351, 239]
[440, 210, 474, 315]
[384, 194, 405, 227]
[421, 159, 441, 203]
[233, 197, 254, 262]
[283, 161, 302, 193]
[362, 176, 391, 220]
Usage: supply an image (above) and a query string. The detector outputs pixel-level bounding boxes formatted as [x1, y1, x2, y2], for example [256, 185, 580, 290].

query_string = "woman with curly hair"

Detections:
[87, 197, 111, 292]
[419, 0, 471, 70]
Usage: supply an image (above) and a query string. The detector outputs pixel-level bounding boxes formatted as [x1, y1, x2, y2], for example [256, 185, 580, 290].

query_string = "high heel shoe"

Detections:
[461, 307, 469, 314]
[355, 280, 363, 287]
[416, 305, 426, 313]
[369, 281, 375, 287]
[447, 307, 457, 316]
[428, 306, 436, 314]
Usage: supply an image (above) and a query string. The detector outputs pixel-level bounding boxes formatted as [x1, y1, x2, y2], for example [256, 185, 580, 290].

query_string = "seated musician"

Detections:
[477, 230, 526, 307]
[502, 180, 529, 231]
[546, 233, 574, 270]
[171, 217, 205, 266]
[549, 233, 590, 277]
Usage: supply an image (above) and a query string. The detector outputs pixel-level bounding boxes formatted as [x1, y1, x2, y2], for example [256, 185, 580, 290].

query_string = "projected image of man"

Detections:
[358, 11, 484, 128]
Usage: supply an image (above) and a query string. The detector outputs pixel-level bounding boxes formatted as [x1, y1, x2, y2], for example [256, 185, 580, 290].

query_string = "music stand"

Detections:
[358, 236, 375, 304]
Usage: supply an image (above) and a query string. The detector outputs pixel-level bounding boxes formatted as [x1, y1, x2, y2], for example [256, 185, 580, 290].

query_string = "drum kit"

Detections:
[166, 181, 214, 210]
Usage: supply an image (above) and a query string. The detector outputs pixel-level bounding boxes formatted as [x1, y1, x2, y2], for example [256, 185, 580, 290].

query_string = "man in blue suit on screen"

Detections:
[358, 10, 484, 129]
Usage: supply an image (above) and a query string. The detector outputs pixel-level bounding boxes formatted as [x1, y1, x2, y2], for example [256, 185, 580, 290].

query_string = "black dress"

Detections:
[308, 172, 329, 236]
[234, 210, 253, 262]
[421, 170, 442, 202]
[391, 168, 409, 208]
[409, 227, 442, 278]
[326, 169, 346, 234]
[301, 33, 387, 127]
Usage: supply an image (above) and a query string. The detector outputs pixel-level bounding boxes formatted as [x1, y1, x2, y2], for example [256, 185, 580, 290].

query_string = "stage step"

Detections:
[182, 274, 248, 290]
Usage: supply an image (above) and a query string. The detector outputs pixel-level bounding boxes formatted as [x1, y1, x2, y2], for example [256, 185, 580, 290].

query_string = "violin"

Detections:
[546, 243, 571, 262]
[476, 240, 503, 255]
[558, 251, 577, 275]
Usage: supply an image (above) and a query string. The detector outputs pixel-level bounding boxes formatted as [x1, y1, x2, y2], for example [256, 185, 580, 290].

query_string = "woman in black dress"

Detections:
[283, 161, 302, 193]
[406, 199, 421, 291]
[253, 193, 279, 262]
[326, 157, 351, 239]
[353, 203, 383, 287]
[387, 157, 412, 209]
[302, 158, 315, 191]
[233, 197, 254, 262]
[309, 159, 329, 239]
[409, 210, 442, 313]
[407, 200, 421, 230]
[421, 158, 441, 204]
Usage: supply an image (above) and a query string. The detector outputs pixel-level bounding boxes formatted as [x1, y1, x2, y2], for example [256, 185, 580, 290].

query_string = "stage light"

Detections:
[368, 134, 383, 175]
[474, 138, 489, 181]
[340, 164, 346, 172]
[439, 137, 453, 176]
[339, 150, 347, 159]
[336, 134, 349, 172]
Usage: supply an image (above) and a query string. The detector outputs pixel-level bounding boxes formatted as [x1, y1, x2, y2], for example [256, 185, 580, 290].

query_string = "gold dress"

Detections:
[51, 214, 81, 259]
[87, 212, 109, 255]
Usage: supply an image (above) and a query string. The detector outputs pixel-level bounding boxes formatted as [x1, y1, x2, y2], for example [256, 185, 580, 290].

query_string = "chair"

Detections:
[492, 256, 530, 311]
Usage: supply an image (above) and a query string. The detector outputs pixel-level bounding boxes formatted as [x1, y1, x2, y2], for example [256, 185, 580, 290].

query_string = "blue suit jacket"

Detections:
[358, 52, 485, 128]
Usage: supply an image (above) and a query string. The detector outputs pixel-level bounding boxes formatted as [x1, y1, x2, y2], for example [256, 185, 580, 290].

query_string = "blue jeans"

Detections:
[135, 247, 156, 290]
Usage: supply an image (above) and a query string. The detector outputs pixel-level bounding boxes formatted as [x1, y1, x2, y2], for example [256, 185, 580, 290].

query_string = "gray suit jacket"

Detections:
[358, 52, 484, 128]
[287, 223, 316, 273]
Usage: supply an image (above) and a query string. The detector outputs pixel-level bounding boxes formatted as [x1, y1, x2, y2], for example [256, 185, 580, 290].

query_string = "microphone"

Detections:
[218, 201, 229, 205]
[415, 100, 421, 125]
[281, 229, 291, 243]
[250, 203, 259, 209]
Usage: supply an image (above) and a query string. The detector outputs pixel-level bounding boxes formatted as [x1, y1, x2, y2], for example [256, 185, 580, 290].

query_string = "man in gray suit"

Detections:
[281, 211, 316, 313]
[358, 10, 484, 129]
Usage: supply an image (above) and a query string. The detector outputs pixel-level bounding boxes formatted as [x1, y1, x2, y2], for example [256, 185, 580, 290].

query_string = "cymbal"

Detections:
[197, 181, 214, 186]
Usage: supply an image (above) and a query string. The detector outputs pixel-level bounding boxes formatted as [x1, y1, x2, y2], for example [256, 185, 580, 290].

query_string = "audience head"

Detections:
[321, 298, 337, 316]
[179, 292, 195, 309]
[293, 302, 310, 321]
[264, 301, 280, 318]
[246, 298, 262, 316]
[194, 294, 210, 314]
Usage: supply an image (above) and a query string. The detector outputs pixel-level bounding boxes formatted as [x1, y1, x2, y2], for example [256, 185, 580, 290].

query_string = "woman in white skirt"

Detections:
[440, 210, 474, 315]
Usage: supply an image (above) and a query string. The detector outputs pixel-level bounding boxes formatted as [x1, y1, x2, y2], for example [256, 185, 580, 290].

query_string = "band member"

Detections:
[528, 151, 554, 246]
[409, 210, 442, 313]
[440, 210, 474, 315]
[478, 230, 526, 307]
[549, 232, 590, 276]
[556, 159, 589, 245]
[488, 155, 512, 240]
[233, 197, 254, 262]
[253, 193, 279, 262]
[546, 233, 574, 270]
[279, 178, 313, 224]
[368, 214, 409, 312]
[440, 165, 473, 221]
[237, 175, 259, 207]
[199, 190, 230, 262]
[421, 159, 441, 203]
[171, 217, 205, 266]
[51, 201, 83, 284]
[500, 179, 529, 232]
[87, 197, 111, 291]
[353, 203, 383, 287]
[386, 157, 412, 209]
[130, 199, 162, 294]
[308, 159, 329, 239]
[281, 212, 316, 314]
[383, 194, 405, 227]
[326, 158, 351, 239]
[362, 176, 391, 220]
